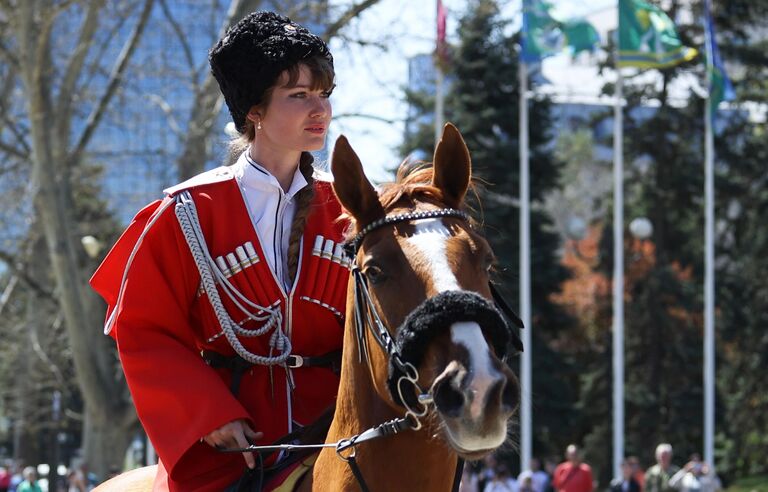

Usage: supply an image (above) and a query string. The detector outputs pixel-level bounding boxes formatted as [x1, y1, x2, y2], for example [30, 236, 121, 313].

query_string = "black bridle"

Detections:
[344, 208, 523, 407]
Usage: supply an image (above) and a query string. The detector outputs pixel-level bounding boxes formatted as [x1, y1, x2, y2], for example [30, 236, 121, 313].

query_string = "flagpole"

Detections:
[435, 66, 445, 145]
[703, 2, 716, 465]
[518, 58, 532, 475]
[612, 62, 625, 480]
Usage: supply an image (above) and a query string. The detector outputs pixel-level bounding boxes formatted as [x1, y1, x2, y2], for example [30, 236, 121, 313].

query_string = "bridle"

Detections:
[344, 207, 523, 415]
[227, 207, 524, 492]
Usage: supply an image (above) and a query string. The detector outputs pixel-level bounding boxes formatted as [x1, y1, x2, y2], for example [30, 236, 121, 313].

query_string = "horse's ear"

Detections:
[332, 135, 384, 226]
[432, 122, 471, 208]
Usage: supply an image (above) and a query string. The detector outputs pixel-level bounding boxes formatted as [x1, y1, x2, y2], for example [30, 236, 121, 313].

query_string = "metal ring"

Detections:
[404, 411, 423, 431]
[397, 375, 430, 418]
[335, 438, 356, 462]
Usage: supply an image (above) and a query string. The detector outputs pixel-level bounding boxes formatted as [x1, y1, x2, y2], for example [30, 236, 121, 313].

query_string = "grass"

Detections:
[727, 475, 768, 492]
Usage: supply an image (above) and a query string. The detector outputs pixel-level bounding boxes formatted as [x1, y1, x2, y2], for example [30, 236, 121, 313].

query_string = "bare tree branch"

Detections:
[333, 111, 398, 124]
[176, 0, 264, 180]
[158, 0, 197, 85]
[69, 0, 155, 166]
[56, 0, 105, 130]
[324, 0, 380, 40]
[0, 249, 55, 300]
[0, 140, 28, 159]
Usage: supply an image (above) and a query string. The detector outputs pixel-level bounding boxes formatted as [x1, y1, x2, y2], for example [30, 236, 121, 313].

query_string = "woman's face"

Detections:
[255, 64, 332, 153]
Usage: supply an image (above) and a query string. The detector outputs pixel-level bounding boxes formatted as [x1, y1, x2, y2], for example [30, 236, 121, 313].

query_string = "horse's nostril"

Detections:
[433, 376, 465, 418]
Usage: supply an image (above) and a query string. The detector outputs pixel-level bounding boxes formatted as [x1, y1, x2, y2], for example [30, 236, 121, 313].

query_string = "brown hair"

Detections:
[227, 56, 334, 284]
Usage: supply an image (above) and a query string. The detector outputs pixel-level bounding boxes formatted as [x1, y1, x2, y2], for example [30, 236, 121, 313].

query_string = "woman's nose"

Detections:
[310, 97, 330, 118]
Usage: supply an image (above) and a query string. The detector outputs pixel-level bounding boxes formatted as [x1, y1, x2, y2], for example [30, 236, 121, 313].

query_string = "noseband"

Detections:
[343, 208, 524, 413]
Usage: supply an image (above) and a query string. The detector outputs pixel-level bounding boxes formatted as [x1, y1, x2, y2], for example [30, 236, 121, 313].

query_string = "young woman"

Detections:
[91, 12, 349, 491]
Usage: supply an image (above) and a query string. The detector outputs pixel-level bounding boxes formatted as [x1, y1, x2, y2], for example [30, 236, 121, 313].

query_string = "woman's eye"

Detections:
[291, 92, 307, 98]
[321, 90, 333, 98]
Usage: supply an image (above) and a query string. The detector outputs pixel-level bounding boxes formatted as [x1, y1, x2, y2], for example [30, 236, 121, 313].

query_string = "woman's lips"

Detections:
[305, 126, 326, 134]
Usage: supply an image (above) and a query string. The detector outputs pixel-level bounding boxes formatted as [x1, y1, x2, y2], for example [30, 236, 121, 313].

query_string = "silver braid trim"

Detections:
[174, 191, 291, 365]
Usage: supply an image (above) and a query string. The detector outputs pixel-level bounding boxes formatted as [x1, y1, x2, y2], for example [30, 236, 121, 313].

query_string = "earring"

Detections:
[257, 119, 262, 131]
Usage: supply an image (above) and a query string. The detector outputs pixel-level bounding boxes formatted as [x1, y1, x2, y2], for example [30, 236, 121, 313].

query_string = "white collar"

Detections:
[237, 150, 309, 199]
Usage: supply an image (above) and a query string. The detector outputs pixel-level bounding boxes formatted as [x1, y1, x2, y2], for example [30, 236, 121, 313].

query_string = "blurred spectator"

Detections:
[8, 463, 23, 492]
[627, 456, 644, 491]
[484, 464, 518, 492]
[479, 454, 500, 492]
[610, 459, 641, 492]
[16, 468, 42, 492]
[1, 465, 11, 492]
[518, 471, 535, 492]
[669, 454, 721, 492]
[552, 445, 593, 492]
[459, 461, 480, 492]
[518, 458, 550, 492]
[645, 444, 679, 492]
[65, 470, 85, 492]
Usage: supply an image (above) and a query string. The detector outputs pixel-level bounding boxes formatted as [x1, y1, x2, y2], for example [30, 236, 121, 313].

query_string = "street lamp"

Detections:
[629, 217, 653, 240]
[81, 235, 103, 259]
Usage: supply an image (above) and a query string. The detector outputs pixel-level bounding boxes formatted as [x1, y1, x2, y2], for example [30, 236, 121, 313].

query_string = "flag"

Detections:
[436, 0, 449, 68]
[618, 0, 697, 69]
[562, 19, 601, 55]
[704, 0, 735, 114]
[521, 0, 563, 62]
[522, 1, 600, 62]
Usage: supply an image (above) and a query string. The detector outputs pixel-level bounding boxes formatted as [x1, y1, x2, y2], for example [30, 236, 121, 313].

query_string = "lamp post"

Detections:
[81, 235, 103, 259]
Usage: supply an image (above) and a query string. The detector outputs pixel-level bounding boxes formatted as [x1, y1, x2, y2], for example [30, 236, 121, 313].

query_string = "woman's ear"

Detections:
[246, 107, 261, 125]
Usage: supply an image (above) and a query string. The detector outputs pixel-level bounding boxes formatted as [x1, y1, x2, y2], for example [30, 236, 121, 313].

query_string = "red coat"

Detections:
[91, 168, 348, 491]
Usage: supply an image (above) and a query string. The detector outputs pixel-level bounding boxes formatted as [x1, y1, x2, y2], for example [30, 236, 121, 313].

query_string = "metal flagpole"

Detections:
[519, 57, 532, 474]
[435, 67, 445, 145]
[612, 63, 625, 480]
[703, 4, 716, 465]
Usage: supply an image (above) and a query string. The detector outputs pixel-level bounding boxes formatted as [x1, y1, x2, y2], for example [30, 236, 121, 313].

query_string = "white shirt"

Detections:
[233, 150, 309, 291]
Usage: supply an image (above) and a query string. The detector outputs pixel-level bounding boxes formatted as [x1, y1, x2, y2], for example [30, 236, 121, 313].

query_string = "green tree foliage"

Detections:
[400, 0, 579, 466]
[580, 0, 768, 483]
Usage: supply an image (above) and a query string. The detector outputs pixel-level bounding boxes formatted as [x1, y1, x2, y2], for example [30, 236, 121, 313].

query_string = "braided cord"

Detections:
[174, 191, 291, 365]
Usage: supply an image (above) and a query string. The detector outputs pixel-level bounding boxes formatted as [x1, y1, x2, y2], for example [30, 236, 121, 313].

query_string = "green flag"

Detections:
[522, 1, 600, 62]
[562, 19, 600, 55]
[618, 0, 697, 69]
[521, 0, 563, 61]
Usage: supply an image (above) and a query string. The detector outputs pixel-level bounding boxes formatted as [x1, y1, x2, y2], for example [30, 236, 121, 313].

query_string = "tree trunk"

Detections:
[82, 405, 138, 478]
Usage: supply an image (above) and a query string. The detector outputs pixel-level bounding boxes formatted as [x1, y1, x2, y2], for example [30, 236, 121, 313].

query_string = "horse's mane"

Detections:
[339, 160, 480, 238]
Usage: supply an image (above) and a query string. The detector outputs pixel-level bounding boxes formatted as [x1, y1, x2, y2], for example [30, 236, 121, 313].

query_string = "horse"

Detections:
[95, 123, 522, 492]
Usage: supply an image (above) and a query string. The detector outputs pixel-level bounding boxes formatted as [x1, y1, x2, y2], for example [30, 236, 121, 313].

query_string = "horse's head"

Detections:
[331, 123, 521, 460]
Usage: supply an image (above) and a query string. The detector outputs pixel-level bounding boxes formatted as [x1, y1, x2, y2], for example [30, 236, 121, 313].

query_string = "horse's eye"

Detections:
[484, 254, 495, 272]
[364, 264, 386, 284]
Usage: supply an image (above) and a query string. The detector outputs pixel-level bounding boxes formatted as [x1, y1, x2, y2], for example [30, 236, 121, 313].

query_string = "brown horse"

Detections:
[95, 123, 521, 491]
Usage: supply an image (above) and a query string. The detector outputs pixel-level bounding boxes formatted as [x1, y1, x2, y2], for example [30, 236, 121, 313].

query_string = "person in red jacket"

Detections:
[90, 11, 348, 492]
[553, 444, 594, 492]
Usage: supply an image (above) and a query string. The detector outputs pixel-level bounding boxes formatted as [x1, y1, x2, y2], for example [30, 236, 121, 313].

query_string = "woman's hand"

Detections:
[202, 419, 263, 469]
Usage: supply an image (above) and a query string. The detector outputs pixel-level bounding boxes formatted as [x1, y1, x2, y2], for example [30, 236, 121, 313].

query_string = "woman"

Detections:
[91, 11, 348, 491]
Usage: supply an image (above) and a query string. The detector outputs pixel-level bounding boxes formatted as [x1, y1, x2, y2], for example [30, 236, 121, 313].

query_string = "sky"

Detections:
[327, 0, 616, 182]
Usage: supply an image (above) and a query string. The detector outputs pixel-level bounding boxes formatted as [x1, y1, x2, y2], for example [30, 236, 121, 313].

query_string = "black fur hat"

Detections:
[209, 11, 333, 133]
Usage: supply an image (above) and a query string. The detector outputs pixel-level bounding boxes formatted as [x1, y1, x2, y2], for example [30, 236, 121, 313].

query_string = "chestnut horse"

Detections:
[95, 123, 522, 492]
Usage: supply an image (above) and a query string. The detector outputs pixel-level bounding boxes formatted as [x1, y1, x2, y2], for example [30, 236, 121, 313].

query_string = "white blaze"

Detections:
[405, 218, 459, 292]
[450, 321, 499, 420]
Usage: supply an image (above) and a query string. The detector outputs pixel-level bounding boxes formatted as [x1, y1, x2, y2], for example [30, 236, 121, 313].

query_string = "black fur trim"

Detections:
[386, 290, 519, 407]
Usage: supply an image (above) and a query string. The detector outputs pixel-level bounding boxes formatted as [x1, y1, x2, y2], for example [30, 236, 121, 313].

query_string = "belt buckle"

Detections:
[286, 354, 304, 368]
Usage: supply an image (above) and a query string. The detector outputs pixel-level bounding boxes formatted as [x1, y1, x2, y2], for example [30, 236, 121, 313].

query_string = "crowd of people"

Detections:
[0, 461, 106, 492]
[459, 443, 723, 492]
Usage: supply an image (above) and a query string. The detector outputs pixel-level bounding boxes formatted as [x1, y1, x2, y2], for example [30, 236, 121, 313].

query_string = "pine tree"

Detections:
[401, 0, 580, 466]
